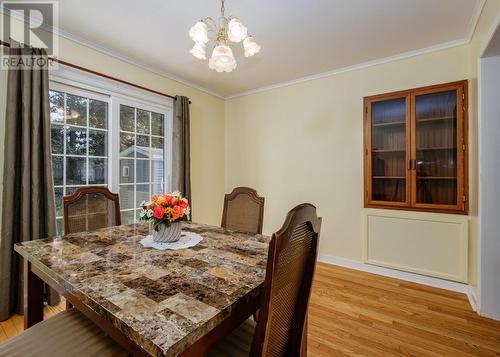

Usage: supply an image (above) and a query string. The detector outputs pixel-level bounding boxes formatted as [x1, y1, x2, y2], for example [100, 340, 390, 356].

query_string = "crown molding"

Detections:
[2, 1, 486, 101]
[0, 5, 225, 99]
[224, 0, 486, 100]
[54, 28, 225, 99]
[467, 0, 487, 42]
[224, 38, 469, 100]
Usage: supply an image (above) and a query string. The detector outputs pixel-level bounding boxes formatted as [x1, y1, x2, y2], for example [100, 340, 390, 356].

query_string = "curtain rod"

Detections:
[0, 40, 191, 104]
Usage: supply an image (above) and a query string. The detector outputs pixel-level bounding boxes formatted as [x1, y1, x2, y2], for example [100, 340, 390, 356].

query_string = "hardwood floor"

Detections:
[0, 300, 64, 343]
[1, 264, 500, 356]
[309, 263, 500, 356]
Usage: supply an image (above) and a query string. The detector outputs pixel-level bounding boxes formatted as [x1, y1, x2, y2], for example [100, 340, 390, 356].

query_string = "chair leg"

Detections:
[65, 300, 73, 310]
[253, 309, 260, 322]
[301, 318, 308, 356]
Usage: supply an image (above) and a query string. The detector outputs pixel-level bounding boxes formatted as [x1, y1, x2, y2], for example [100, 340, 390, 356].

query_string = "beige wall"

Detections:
[0, 33, 226, 226]
[224, 0, 500, 285]
[1, 1, 500, 285]
[225, 44, 473, 264]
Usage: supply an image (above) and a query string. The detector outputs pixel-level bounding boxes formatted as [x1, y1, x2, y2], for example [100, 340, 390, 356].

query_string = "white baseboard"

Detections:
[467, 286, 479, 312]
[318, 254, 470, 295]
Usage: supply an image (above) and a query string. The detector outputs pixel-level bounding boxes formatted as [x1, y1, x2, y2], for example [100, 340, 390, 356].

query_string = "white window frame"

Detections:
[49, 64, 174, 225]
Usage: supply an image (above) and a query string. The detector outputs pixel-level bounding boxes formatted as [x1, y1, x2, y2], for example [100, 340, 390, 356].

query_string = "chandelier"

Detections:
[189, 0, 261, 73]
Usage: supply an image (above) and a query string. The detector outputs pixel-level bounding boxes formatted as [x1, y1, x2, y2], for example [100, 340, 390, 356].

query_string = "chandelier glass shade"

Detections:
[208, 45, 237, 72]
[190, 42, 207, 60]
[189, 0, 260, 73]
[243, 36, 261, 58]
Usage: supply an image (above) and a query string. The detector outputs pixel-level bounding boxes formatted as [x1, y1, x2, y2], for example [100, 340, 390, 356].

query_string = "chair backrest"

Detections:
[251, 203, 321, 357]
[221, 187, 265, 234]
[63, 187, 121, 235]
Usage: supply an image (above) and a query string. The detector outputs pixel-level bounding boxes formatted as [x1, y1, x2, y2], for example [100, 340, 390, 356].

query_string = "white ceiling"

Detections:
[53, 0, 482, 98]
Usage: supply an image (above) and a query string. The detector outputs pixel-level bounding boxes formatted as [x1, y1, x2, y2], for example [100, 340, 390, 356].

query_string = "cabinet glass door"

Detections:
[414, 89, 460, 207]
[369, 96, 409, 204]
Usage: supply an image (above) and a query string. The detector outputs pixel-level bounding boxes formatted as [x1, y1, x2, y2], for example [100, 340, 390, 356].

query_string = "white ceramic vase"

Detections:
[152, 222, 182, 243]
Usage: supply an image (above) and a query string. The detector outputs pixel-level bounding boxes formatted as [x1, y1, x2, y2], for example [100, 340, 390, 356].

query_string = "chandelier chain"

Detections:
[221, 0, 225, 18]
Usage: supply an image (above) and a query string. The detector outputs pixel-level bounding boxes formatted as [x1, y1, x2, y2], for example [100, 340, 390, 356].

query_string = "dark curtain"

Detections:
[173, 96, 192, 207]
[0, 46, 59, 321]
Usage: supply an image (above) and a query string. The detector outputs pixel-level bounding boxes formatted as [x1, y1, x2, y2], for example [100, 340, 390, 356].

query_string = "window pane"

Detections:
[89, 129, 107, 157]
[66, 126, 87, 156]
[54, 187, 63, 217]
[89, 158, 107, 184]
[121, 210, 134, 224]
[120, 105, 135, 132]
[151, 112, 164, 136]
[51, 125, 64, 154]
[50, 90, 64, 123]
[136, 109, 150, 134]
[120, 133, 135, 157]
[151, 138, 164, 161]
[89, 99, 107, 129]
[66, 94, 87, 126]
[152, 182, 163, 194]
[136, 135, 150, 158]
[136, 184, 150, 207]
[66, 157, 87, 185]
[119, 185, 135, 210]
[136, 160, 150, 183]
[151, 160, 164, 183]
[52, 156, 63, 185]
[152, 136, 163, 149]
[120, 159, 135, 183]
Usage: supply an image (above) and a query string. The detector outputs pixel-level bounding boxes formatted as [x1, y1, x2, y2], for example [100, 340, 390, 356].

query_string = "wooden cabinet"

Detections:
[364, 81, 468, 214]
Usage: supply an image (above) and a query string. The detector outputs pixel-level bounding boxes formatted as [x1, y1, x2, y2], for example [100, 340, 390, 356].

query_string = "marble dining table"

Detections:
[14, 222, 270, 357]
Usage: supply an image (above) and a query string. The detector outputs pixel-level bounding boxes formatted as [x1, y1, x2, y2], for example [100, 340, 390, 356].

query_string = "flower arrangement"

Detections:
[139, 192, 190, 231]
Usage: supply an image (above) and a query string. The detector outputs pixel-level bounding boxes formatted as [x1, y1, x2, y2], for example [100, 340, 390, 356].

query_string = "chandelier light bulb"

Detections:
[189, 21, 209, 44]
[228, 18, 247, 43]
[243, 36, 261, 57]
[208, 45, 237, 72]
[189, 42, 207, 60]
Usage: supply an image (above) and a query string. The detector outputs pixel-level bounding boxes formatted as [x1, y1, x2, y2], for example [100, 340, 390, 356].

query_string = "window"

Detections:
[50, 89, 109, 234]
[119, 104, 166, 224]
[49, 77, 172, 234]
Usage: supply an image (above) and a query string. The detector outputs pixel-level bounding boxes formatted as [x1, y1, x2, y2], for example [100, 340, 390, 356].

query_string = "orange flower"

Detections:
[171, 205, 184, 220]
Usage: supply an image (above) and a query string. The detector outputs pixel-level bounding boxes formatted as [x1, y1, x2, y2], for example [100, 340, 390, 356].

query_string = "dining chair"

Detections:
[208, 203, 322, 356]
[63, 186, 121, 235]
[0, 308, 128, 357]
[0, 187, 129, 356]
[221, 187, 265, 234]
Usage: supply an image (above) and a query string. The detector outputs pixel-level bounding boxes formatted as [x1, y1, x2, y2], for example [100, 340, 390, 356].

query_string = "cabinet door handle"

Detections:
[407, 159, 412, 171]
